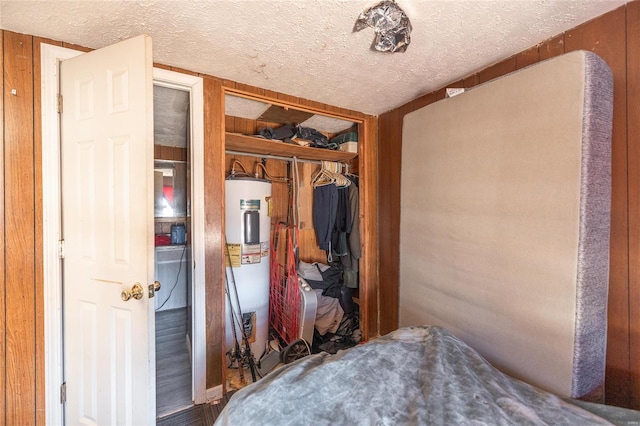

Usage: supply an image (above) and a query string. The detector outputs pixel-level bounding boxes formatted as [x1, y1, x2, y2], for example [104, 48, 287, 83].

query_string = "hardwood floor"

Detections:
[156, 308, 193, 419]
[156, 392, 235, 426]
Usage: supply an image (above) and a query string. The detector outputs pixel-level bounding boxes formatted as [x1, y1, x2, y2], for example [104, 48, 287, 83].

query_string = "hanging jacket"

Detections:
[313, 183, 338, 251]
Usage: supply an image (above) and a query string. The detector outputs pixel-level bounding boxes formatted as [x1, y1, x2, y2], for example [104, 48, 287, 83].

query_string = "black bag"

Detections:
[258, 124, 296, 140]
[296, 125, 335, 149]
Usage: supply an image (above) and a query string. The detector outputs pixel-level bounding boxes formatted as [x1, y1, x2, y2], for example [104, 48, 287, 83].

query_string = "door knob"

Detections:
[149, 281, 161, 298]
[121, 283, 144, 301]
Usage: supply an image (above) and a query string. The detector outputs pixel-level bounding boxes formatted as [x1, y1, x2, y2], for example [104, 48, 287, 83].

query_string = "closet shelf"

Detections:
[225, 132, 357, 162]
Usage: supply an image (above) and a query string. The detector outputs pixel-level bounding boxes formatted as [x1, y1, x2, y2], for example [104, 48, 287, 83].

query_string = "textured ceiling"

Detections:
[0, 0, 628, 115]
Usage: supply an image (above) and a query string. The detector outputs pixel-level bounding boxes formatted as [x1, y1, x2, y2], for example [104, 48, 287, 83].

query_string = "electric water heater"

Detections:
[224, 176, 272, 360]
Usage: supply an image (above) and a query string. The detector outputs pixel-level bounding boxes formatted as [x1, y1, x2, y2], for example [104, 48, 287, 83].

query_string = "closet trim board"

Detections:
[377, 108, 404, 336]
[34, 35, 60, 425]
[0, 28, 5, 426]
[627, 0, 640, 410]
[361, 114, 379, 339]
[203, 75, 226, 391]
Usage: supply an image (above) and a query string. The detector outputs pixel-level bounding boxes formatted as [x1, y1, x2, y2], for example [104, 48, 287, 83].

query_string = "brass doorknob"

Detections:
[121, 283, 144, 301]
[149, 281, 161, 298]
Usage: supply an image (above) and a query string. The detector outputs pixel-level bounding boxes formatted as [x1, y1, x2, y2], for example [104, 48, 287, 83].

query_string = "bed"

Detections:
[215, 326, 640, 425]
[215, 51, 638, 424]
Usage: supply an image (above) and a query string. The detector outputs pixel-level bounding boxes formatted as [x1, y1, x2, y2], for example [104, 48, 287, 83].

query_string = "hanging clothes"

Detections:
[313, 183, 338, 252]
[342, 175, 361, 288]
[331, 186, 352, 257]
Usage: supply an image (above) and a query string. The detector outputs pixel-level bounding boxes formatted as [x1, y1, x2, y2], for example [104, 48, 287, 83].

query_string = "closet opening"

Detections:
[222, 92, 365, 390]
[153, 84, 194, 418]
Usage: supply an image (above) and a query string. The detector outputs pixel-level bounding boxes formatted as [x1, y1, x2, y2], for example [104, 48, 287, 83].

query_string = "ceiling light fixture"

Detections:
[354, 0, 412, 53]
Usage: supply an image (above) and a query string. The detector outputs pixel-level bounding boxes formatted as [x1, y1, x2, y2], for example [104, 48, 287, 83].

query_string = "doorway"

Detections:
[153, 84, 194, 418]
[41, 42, 207, 425]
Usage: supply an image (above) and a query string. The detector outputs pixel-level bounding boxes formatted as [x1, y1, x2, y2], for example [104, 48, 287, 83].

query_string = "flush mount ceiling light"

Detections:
[354, 0, 412, 53]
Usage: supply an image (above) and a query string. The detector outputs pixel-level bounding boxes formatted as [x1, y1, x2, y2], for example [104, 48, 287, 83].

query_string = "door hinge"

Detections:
[60, 382, 66, 403]
[57, 94, 63, 114]
[58, 240, 65, 259]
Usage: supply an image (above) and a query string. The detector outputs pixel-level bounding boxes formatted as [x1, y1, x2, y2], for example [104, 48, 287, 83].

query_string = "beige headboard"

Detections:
[399, 51, 613, 401]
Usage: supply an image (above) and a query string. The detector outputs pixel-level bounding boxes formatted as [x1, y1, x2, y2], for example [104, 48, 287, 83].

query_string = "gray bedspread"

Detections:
[215, 326, 639, 425]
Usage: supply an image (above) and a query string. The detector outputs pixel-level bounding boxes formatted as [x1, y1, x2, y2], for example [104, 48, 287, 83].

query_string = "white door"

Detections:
[61, 35, 155, 425]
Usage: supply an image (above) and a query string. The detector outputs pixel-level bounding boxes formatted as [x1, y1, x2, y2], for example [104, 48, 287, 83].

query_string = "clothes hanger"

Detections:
[330, 161, 350, 188]
[312, 161, 336, 188]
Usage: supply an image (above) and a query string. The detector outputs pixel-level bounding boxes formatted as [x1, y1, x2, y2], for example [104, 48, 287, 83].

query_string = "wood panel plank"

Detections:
[0, 28, 5, 426]
[361, 115, 379, 339]
[223, 80, 237, 132]
[627, 0, 640, 411]
[264, 160, 289, 223]
[4, 30, 36, 425]
[33, 36, 59, 426]
[297, 230, 326, 263]
[409, 91, 437, 112]
[516, 45, 540, 69]
[297, 163, 317, 231]
[298, 97, 328, 112]
[235, 82, 263, 97]
[445, 78, 465, 89]
[234, 117, 257, 136]
[478, 55, 517, 84]
[221, 79, 236, 89]
[262, 88, 279, 100]
[155, 145, 187, 162]
[565, 5, 629, 408]
[377, 108, 403, 335]
[204, 76, 225, 390]
[539, 34, 565, 61]
[463, 74, 479, 89]
[276, 92, 299, 105]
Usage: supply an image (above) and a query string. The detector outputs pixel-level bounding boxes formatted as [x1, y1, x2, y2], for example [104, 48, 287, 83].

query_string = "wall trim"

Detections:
[153, 67, 207, 405]
[206, 385, 223, 402]
[41, 42, 83, 426]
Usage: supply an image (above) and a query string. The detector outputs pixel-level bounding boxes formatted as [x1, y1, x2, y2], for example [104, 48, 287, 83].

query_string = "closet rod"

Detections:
[225, 150, 323, 165]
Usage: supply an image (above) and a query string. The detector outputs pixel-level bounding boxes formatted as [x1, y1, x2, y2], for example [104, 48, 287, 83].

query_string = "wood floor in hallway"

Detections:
[156, 307, 193, 419]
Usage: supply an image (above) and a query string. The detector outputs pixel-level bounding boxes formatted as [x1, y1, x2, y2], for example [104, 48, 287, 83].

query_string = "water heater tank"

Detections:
[225, 177, 272, 360]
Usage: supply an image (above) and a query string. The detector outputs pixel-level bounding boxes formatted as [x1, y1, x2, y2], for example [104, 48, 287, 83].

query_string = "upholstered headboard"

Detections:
[399, 51, 613, 401]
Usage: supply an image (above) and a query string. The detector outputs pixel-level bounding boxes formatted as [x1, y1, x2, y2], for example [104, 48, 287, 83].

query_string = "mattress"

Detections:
[399, 51, 613, 400]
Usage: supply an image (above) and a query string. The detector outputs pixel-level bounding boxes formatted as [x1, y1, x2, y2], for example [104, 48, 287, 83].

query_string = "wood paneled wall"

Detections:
[0, 29, 377, 420]
[378, 2, 640, 409]
[2, 30, 42, 426]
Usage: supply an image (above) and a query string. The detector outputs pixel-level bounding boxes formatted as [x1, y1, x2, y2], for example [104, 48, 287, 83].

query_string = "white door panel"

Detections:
[61, 35, 154, 425]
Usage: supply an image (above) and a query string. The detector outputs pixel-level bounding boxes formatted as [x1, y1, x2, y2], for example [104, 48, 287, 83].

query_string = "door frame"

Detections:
[41, 42, 207, 425]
